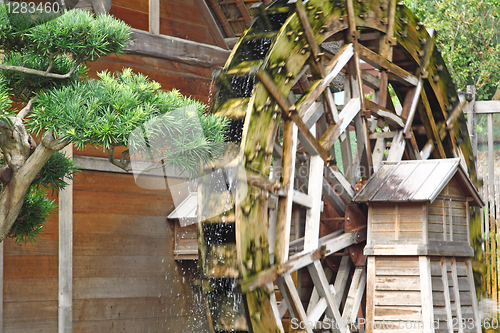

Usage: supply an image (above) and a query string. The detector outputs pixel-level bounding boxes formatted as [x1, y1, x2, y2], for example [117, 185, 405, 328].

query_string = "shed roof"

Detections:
[353, 159, 483, 206]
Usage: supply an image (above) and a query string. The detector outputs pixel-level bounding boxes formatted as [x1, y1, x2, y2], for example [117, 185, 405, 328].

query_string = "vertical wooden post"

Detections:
[466, 85, 477, 158]
[59, 144, 73, 333]
[149, 0, 160, 34]
[440, 258, 453, 333]
[419, 256, 435, 333]
[365, 256, 375, 333]
[450, 258, 464, 333]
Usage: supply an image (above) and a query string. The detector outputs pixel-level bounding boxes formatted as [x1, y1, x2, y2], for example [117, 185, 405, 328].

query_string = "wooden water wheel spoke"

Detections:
[200, 0, 478, 331]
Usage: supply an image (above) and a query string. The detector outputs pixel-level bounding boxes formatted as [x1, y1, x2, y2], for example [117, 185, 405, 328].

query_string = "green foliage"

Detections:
[28, 68, 228, 177]
[31, 151, 79, 192]
[0, 76, 14, 126]
[8, 187, 55, 245]
[0, 151, 78, 244]
[404, 0, 500, 100]
[0, 6, 130, 102]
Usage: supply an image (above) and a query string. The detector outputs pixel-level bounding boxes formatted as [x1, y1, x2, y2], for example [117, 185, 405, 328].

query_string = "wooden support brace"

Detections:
[450, 258, 464, 333]
[358, 44, 419, 86]
[365, 99, 404, 128]
[308, 260, 347, 333]
[342, 266, 366, 327]
[277, 274, 313, 333]
[241, 230, 363, 293]
[319, 98, 361, 151]
[257, 70, 329, 162]
[296, 44, 354, 115]
[303, 155, 325, 252]
[465, 258, 482, 333]
[275, 121, 298, 265]
[440, 257, 454, 333]
[419, 256, 435, 333]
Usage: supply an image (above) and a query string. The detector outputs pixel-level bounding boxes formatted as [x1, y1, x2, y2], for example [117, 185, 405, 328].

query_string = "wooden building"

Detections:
[0, 0, 244, 332]
[354, 159, 483, 333]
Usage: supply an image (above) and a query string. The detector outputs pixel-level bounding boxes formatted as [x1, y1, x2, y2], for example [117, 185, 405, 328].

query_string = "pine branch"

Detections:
[17, 98, 36, 120]
[0, 61, 82, 80]
[107, 145, 131, 172]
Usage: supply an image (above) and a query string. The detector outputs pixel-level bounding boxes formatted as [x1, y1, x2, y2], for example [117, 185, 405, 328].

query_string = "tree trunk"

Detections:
[0, 136, 57, 241]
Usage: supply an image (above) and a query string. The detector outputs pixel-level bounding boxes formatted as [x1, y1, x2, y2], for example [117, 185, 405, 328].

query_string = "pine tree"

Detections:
[0, 5, 228, 244]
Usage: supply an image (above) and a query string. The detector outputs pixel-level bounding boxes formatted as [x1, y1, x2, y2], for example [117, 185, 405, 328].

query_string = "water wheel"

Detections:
[197, 0, 477, 332]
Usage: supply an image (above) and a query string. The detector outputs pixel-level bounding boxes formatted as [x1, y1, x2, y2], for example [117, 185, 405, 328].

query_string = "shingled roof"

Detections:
[353, 159, 483, 206]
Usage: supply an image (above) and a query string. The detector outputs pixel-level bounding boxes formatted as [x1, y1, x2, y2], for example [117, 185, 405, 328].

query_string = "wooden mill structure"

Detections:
[198, 0, 480, 332]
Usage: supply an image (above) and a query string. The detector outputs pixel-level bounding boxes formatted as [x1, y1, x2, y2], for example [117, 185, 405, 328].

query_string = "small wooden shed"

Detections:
[354, 159, 483, 333]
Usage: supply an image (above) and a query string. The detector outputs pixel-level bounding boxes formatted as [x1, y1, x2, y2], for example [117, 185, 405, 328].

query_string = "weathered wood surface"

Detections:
[126, 30, 230, 68]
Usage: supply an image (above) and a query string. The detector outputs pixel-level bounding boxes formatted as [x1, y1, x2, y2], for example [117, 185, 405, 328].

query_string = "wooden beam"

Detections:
[308, 260, 347, 333]
[361, 70, 381, 90]
[358, 44, 419, 86]
[148, 0, 160, 34]
[440, 258, 454, 333]
[241, 230, 363, 293]
[342, 267, 366, 326]
[419, 256, 435, 333]
[296, 44, 354, 115]
[258, 70, 330, 162]
[365, 99, 404, 128]
[206, 0, 235, 37]
[420, 87, 447, 158]
[59, 144, 73, 333]
[303, 156, 324, 252]
[319, 98, 361, 151]
[450, 258, 464, 333]
[277, 275, 313, 333]
[475, 101, 500, 113]
[465, 258, 482, 333]
[275, 121, 298, 265]
[194, 0, 229, 49]
[235, 0, 252, 25]
[126, 30, 231, 68]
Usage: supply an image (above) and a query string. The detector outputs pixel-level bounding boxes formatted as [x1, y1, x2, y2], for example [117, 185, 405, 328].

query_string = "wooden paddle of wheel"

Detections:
[197, 0, 477, 332]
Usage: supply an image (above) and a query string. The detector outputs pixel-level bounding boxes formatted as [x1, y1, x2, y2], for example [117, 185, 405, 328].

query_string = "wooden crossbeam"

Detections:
[361, 70, 381, 90]
[296, 44, 354, 115]
[319, 98, 361, 151]
[307, 256, 351, 323]
[258, 70, 330, 162]
[342, 267, 366, 326]
[303, 155, 325, 252]
[364, 99, 404, 128]
[358, 44, 419, 86]
[296, 0, 321, 62]
[277, 275, 314, 333]
[240, 230, 364, 293]
[402, 78, 423, 132]
[420, 87, 447, 158]
[322, 178, 347, 216]
[308, 260, 347, 333]
[324, 166, 355, 203]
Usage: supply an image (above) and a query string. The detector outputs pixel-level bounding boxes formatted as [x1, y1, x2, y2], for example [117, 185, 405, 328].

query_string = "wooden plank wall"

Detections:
[71, 170, 208, 332]
[87, 53, 215, 104]
[369, 256, 423, 333]
[430, 258, 475, 333]
[3, 192, 59, 332]
[370, 203, 423, 244]
[428, 178, 469, 243]
[110, 0, 217, 45]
